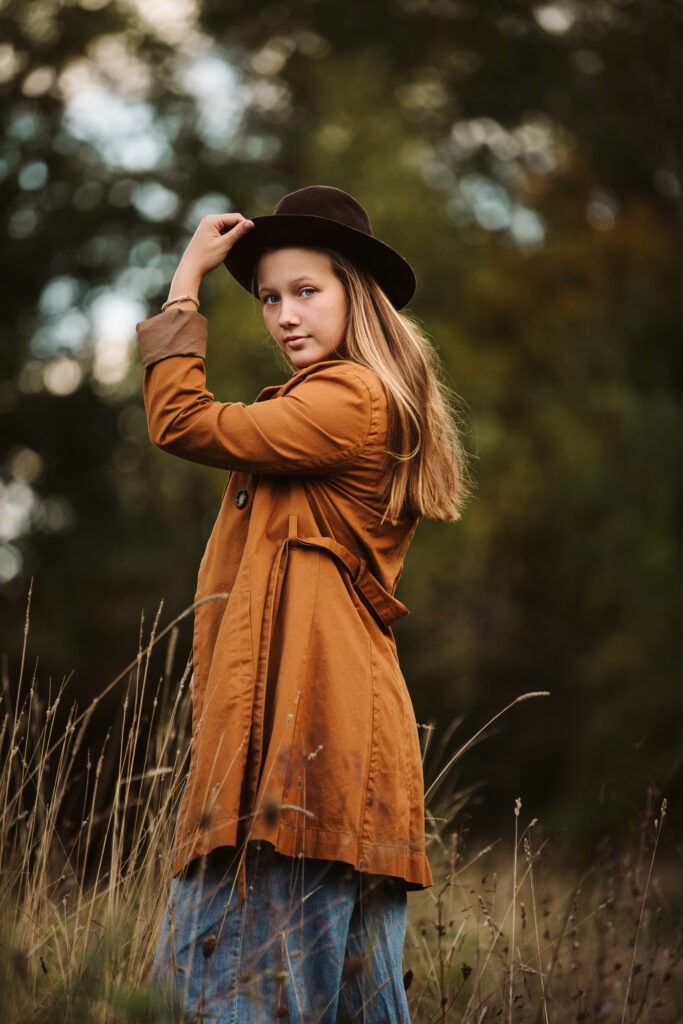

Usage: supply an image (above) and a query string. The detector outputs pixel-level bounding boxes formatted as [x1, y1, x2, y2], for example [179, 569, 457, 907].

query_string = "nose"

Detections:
[278, 297, 300, 328]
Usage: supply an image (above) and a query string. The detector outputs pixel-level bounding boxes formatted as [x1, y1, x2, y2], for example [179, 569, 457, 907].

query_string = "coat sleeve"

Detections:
[136, 308, 376, 474]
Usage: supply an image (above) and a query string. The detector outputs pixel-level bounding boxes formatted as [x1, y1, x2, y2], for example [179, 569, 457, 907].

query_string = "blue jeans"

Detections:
[153, 840, 411, 1023]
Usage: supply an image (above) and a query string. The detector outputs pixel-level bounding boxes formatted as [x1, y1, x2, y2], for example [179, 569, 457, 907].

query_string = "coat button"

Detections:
[235, 489, 249, 509]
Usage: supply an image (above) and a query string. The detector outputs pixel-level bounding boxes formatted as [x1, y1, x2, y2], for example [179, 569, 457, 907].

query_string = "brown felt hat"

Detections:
[223, 185, 416, 309]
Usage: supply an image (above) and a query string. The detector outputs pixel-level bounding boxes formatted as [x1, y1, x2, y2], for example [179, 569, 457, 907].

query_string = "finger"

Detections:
[212, 212, 249, 234]
[221, 218, 255, 240]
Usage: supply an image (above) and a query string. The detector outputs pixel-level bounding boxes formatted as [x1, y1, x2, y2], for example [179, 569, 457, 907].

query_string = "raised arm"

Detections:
[137, 309, 375, 474]
[160, 211, 255, 314]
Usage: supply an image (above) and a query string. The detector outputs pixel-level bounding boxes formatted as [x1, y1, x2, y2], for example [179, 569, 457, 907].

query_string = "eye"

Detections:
[262, 294, 278, 305]
[300, 287, 316, 297]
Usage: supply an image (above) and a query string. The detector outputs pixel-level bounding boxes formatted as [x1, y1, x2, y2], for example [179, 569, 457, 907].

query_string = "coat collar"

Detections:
[254, 358, 352, 403]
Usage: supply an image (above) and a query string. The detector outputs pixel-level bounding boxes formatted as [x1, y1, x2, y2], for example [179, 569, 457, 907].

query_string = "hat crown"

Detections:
[274, 186, 372, 236]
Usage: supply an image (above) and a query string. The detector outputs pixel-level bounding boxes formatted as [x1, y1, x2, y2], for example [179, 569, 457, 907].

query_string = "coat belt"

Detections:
[287, 513, 409, 629]
[293, 535, 409, 628]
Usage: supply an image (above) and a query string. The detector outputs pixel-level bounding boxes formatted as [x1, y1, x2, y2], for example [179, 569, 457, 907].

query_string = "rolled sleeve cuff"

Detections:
[136, 307, 208, 368]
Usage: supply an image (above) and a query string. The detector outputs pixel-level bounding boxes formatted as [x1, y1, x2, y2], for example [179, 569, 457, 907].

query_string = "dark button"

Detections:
[235, 488, 249, 509]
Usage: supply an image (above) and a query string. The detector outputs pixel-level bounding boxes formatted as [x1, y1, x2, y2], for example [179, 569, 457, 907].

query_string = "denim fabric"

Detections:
[152, 840, 410, 1023]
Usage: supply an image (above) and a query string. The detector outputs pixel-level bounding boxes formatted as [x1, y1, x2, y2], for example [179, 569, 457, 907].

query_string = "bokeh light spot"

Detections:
[8, 447, 45, 484]
[22, 66, 56, 96]
[132, 183, 180, 222]
[8, 205, 40, 239]
[43, 357, 83, 395]
[533, 4, 575, 34]
[0, 543, 22, 584]
[586, 188, 619, 230]
[39, 276, 82, 316]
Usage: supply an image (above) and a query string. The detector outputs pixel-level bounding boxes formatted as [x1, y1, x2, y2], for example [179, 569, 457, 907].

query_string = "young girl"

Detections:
[136, 185, 468, 1023]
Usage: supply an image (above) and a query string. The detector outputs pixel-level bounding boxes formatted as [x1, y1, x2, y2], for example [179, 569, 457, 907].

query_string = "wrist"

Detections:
[161, 294, 200, 313]
[168, 260, 203, 301]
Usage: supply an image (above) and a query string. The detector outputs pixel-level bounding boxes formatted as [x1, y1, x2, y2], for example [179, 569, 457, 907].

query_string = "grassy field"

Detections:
[1, 589, 680, 1022]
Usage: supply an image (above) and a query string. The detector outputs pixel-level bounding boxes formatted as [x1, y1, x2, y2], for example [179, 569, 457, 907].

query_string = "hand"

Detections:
[164, 213, 255, 309]
[178, 213, 255, 280]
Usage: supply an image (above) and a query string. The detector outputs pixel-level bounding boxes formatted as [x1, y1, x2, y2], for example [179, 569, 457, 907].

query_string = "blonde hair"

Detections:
[254, 247, 472, 523]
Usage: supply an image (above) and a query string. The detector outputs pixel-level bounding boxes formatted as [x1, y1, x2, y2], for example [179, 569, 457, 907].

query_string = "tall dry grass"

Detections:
[0, 584, 680, 1022]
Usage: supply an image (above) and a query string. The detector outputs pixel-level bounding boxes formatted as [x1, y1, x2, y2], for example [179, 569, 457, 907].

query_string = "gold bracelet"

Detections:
[161, 294, 200, 312]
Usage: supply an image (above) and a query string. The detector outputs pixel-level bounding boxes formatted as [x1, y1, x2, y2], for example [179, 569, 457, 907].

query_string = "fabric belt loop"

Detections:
[288, 513, 298, 541]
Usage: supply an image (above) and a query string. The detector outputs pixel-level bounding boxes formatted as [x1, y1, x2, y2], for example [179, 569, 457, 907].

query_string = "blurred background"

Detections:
[0, 0, 680, 857]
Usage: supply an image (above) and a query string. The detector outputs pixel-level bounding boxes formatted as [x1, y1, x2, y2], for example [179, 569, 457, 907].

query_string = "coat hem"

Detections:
[172, 815, 433, 889]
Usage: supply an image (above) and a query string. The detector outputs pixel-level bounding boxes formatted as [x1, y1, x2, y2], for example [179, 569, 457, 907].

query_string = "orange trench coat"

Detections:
[136, 307, 433, 893]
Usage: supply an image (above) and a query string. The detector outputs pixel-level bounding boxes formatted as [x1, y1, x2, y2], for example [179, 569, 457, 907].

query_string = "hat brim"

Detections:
[223, 214, 416, 310]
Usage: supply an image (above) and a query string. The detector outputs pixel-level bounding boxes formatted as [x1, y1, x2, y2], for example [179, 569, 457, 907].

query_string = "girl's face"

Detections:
[257, 248, 349, 369]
